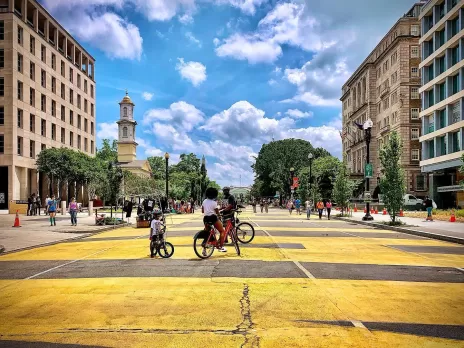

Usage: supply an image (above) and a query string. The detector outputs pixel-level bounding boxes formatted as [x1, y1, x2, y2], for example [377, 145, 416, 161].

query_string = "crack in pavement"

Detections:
[235, 283, 260, 348]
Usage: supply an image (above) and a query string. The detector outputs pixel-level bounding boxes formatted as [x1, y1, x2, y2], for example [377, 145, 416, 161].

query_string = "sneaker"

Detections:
[218, 247, 227, 252]
[202, 249, 207, 257]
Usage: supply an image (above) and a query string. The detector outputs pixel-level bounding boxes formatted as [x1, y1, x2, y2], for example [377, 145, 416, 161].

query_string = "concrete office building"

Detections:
[341, 3, 425, 198]
[419, 0, 464, 208]
[0, 0, 96, 211]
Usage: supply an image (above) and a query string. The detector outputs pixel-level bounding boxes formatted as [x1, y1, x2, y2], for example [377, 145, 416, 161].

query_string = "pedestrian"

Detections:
[287, 199, 294, 215]
[326, 199, 332, 220]
[35, 194, 41, 216]
[294, 197, 301, 215]
[45, 195, 50, 215]
[27, 194, 33, 216]
[260, 199, 264, 213]
[265, 199, 269, 213]
[251, 198, 257, 213]
[69, 197, 78, 226]
[47, 195, 57, 226]
[424, 196, 433, 221]
[316, 200, 324, 219]
[125, 199, 133, 224]
[305, 198, 311, 220]
[190, 198, 195, 214]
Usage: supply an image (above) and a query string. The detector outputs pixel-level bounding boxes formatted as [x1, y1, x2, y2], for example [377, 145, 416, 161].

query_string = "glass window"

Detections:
[70, 89, 73, 104]
[91, 140, 94, 154]
[41, 119, 46, 136]
[51, 100, 56, 117]
[69, 131, 73, 146]
[411, 108, 420, 120]
[41, 94, 46, 112]
[416, 175, 425, 191]
[411, 67, 418, 77]
[61, 128, 65, 144]
[77, 114, 81, 129]
[451, 131, 460, 152]
[17, 137, 22, 155]
[41, 69, 46, 87]
[0, 49, 4, 68]
[411, 87, 419, 99]
[29, 140, 35, 158]
[0, 106, 4, 125]
[17, 109, 23, 128]
[123, 127, 128, 137]
[17, 53, 22, 73]
[410, 46, 419, 58]
[0, 77, 3, 96]
[29, 88, 34, 106]
[17, 81, 23, 100]
[77, 135, 81, 149]
[51, 124, 56, 140]
[30, 114, 35, 132]
[52, 77, 56, 93]
[410, 25, 419, 36]
[0, 135, 4, 153]
[69, 68, 73, 83]
[41, 45, 45, 63]
[0, 21, 4, 40]
[452, 74, 460, 95]
[411, 149, 420, 161]
[30, 62, 35, 80]
[411, 128, 419, 140]
[18, 26, 23, 45]
[61, 105, 65, 121]
[70, 111, 73, 125]
[30, 36, 35, 55]
[451, 101, 460, 123]
[51, 54, 56, 70]
[61, 61, 65, 77]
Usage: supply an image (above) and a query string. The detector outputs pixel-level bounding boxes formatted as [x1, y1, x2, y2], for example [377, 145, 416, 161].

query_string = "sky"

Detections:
[40, 0, 418, 187]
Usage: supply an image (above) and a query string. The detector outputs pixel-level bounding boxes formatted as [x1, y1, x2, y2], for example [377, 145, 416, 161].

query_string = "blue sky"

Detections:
[41, 0, 418, 186]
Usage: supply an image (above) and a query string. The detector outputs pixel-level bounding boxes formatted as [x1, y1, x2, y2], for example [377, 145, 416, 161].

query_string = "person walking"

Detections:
[287, 199, 294, 215]
[260, 199, 264, 213]
[316, 200, 324, 219]
[326, 199, 332, 220]
[424, 196, 433, 221]
[47, 195, 57, 226]
[251, 198, 257, 213]
[69, 197, 78, 226]
[35, 194, 41, 216]
[27, 194, 33, 216]
[264, 198, 269, 213]
[44, 195, 50, 215]
[294, 197, 301, 215]
[305, 199, 312, 220]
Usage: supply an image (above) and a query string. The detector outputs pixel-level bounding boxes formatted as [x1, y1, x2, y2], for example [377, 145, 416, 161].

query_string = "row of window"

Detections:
[12, 107, 94, 135]
[13, 23, 95, 98]
[12, 135, 94, 157]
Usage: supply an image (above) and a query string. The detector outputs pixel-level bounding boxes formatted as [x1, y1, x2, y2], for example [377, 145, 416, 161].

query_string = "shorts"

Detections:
[203, 215, 218, 224]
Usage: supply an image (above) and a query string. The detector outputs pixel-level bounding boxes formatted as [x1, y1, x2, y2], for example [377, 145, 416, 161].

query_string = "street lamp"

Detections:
[164, 152, 169, 204]
[354, 119, 374, 221]
[308, 153, 314, 204]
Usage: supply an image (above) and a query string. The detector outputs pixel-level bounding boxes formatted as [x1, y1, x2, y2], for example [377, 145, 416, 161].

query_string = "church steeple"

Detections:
[117, 91, 138, 163]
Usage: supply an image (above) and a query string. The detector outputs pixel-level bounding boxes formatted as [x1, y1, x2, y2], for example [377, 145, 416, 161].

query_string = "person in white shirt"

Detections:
[202, 187, 226, 252]
[149, 210, 165, 258]
[305, 199, 312, 220]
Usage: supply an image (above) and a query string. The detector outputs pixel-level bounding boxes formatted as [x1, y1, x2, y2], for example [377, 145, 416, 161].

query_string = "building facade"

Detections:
[419, 0, 464, 208]
[341, 3, 425, 198]
[0, 0, 96, 211]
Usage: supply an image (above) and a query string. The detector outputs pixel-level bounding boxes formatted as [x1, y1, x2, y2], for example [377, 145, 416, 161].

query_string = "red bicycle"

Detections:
[193, 212, 240, 259]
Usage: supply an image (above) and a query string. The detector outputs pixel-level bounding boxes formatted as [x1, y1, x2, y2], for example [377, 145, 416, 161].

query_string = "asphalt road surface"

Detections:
[0, 208, 463, 347]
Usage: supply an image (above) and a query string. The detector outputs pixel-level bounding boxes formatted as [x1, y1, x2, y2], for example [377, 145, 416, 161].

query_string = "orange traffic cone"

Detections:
[354, 204, 358, 212]
[12, 210, 21, 227]
[450, 210, 456, 222]
[371, 207, 374, 214]
[399, 209, 404, 217]
[375, 207, 379, 214]
[382, 208, 387, 215]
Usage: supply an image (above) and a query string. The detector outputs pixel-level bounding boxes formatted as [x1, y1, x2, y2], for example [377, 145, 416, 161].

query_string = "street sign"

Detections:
[365, 163, 373, 178]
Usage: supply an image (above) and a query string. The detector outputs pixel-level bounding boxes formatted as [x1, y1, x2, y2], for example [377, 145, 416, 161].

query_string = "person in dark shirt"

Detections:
[424, 196, 433, 221]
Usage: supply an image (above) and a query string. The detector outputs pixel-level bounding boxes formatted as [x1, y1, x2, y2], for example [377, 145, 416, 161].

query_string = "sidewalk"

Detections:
[0, 213, 126, 253]
[337, 211, 464, 245]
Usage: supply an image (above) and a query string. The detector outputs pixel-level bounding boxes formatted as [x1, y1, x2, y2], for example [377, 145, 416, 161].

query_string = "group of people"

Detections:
[170, 198, 196, 214]
[285, 198, 333, 220]
[250, 198, 270, 213]
[27, 193, 81, 227]
[26, 193, 42, 216]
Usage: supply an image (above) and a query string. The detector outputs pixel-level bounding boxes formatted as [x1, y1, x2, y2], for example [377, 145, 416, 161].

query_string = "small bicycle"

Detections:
[150, 227, 174, 258]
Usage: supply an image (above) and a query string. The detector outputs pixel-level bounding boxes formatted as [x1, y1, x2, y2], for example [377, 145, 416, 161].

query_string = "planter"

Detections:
[136, 218, 150, 228]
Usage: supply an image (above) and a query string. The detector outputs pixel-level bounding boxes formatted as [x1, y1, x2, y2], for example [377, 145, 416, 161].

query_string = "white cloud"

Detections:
[153, 123, 195, 151]
[130, 0, 196, 22]
[185, 32, 202, 47]
[143, 101, 204, 132]
[97, 122, 118, 140]
[285, 109, 313, 119]
[142, 92, 154, 101]
[155, 30, 165, 39]
[175, 58, 207, 86]
[268, 79, 277, 86]
[178, 13, 194, 24]
[213, 38, 221, 46]
[215, 0, 268, 15]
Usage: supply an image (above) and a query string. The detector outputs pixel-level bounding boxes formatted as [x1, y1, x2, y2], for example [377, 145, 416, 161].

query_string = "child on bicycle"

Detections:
[149, 209, 165, 257]
[202, 187, 227, 252]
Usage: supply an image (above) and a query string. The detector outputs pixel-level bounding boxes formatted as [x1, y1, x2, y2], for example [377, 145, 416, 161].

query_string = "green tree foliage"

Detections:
[147, 156, 165, 180]
[252, 139, 332, 198]
[379, 131, 406, 222]
[333, 160, 359, 216]
[96, 139, 118, 163]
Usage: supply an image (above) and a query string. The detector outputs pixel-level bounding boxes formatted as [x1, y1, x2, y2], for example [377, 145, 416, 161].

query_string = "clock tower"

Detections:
[117, 91, 137, 163]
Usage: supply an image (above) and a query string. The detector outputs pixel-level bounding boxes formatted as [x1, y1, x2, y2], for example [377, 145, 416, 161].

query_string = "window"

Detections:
[17, 53, 22, 73]
[84, 99, 88, 113]
[61, 83, 65, 99]
[123, 107, 127, 117]
[411, 67, 419, 77]
[84, 138, 88, 152]
[30, 114, 35, 132]
[91, 85, 94, 98]
[51, 77, 56, 93]
[70, 90, 73, 104]
[411, 87, 419, 99]
[77, 94, 81, 109]
[452, 74, 460, 95]
[69, 68, 73, 83]
[41, 119, 46, 136]
[61, 61, 65, 77]
[451, 101, 460, 123]
[0, 106, 4, 125]
[84, 118, 88, 132]
[391, 91, 397, 105]
[91, 140, 94, 154]
[41, 45, 45, 63]
[91, 103, 94, 117]
[77, 114, 81, 129]
[411, 108, 420, 120]
[84, 80, 87, 94]
[0, 49, 3, 68]
[411, 128, 419, 140]
[451, 46, 459, 66]
[51, 124, 56, 140]
[411, 149, 420, 161]
[416, 174, 426, 191]
[17, 81, 23, 100]
[410, 25, 419, 36]
[0, 77, 3, 96]
[30, 36, 35, 55]
[77, 135, 81, 150]
[391, 51, 397, 65]
[41, 69, 46, 87]
[61, 105, 65, 121]
[69, 131, 73, 146]
[30, 140, 35, 158]
[77, 74, 81, 88]
[17, 109, 23, 128]
[410, 46, 419, 58]
[91, 121, 94, 135]
[383, 97, 390, 110]
[51, 100, 56, 117]
[0, 21, 4, 40]
[70, 111, 73, 125]
[451, 131, 461, 152]
[30, 62, 35, 80]
[0, 135, 3, 153]
[17, 137, 22, 156]
[123, 126, 128, 137]
[18, 26, 23, 45]
[61, 128, 65, 144]
[41, 94, 46, 112]
[29, 88, 35, 106]
[41, 144, 46, 151]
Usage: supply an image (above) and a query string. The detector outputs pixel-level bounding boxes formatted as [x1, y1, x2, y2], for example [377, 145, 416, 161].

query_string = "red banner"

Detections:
[292, 177, 299, 188]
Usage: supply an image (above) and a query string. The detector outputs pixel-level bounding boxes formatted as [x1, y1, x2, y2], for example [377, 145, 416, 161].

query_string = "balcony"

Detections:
[380, 124, 390, 134]
[380, 86, 390, 98]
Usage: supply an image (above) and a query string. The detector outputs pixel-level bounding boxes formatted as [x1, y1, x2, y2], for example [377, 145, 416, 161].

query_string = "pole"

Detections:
[309, 159, 313, 209]
[363, 127, 373, 221]
[165, 157, 169, 202]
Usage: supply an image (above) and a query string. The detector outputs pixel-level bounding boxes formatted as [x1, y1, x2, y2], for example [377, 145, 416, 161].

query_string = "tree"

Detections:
[379, 131, 406, 222]
[96, 139, 118, 164]
[147, 156, 165, 180]
[333, 160, 360, 216]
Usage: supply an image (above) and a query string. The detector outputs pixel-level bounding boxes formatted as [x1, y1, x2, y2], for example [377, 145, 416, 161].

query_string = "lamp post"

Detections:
[308, 153, 314, 204]
[290, 167, 295, 199]
[362, 120, 374, 221]
[164, 152, 169, 205]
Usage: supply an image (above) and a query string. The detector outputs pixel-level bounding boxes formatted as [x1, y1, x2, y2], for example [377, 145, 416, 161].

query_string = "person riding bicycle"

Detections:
[220, 186, 236, 222]
[149, 209, 165, 257]
[202, 187, 227, 253]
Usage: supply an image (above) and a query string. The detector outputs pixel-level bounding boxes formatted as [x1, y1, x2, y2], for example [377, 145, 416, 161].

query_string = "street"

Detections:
[0, 208, 463, 347]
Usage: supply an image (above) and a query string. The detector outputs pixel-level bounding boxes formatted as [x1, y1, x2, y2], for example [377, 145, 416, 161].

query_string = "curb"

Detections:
[0, 223, 129, 255]
[335, 216, 464, 245]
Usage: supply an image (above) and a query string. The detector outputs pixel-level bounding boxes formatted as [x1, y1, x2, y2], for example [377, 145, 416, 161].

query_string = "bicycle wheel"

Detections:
[230, 228, 241, 256]
[236, 222, 255, 244]
[193, 234, 215, 259]
[150, 240, 158, 257]
[158, 242, 175, 258]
